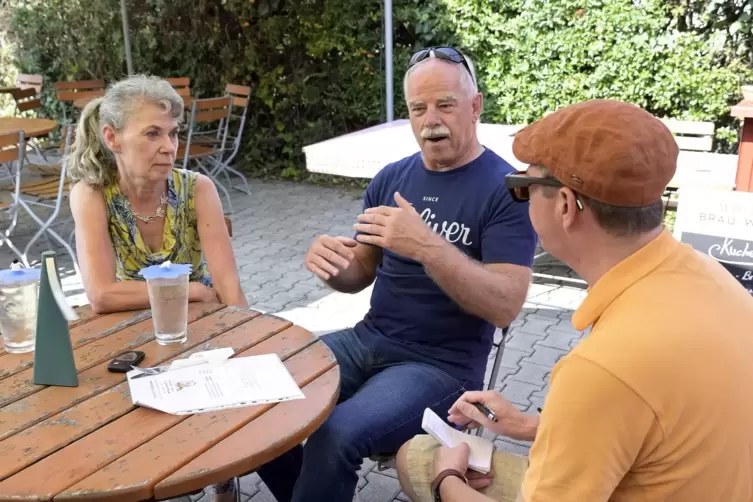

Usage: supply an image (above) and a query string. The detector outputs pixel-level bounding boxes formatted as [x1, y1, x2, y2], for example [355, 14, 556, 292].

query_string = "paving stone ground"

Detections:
[0, 172, 589, 502]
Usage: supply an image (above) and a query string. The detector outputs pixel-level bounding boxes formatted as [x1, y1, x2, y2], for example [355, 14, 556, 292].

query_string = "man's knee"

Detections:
[307, 408, 367, 460]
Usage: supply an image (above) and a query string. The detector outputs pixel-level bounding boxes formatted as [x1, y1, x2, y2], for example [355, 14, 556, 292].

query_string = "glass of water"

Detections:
[139, 261, 192, 345]
[0, 262, 41, 353]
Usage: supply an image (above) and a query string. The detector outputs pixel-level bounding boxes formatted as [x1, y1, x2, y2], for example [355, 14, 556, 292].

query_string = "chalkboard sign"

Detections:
[674, 188, 753, 296]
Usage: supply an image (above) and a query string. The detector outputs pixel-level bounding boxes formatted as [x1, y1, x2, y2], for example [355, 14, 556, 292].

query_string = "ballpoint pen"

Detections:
[473, 402, 498, 423]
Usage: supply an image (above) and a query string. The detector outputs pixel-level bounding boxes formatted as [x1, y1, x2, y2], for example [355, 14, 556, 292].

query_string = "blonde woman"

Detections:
[68, 75, 247, 313]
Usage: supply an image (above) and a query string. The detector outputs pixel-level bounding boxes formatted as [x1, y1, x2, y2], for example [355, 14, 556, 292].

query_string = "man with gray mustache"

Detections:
[257, 47, 538, 502]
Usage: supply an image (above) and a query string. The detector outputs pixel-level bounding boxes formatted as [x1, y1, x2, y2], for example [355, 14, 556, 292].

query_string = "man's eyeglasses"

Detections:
[504, 173, 584, 210]
[408, 47, 476, 86]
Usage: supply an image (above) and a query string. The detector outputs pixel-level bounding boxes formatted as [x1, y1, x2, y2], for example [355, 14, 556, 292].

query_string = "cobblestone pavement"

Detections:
[0, 176, 588, 502]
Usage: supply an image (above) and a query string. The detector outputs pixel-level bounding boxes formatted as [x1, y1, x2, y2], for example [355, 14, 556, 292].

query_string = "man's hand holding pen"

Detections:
[447, 390, 540, 442]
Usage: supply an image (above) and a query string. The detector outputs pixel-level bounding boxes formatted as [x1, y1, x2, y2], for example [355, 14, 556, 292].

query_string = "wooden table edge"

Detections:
[35, 321, 329, 502]
[0, 311, 289, 502]
[153, 365, 341, 499]
[0, 118, 58, 138]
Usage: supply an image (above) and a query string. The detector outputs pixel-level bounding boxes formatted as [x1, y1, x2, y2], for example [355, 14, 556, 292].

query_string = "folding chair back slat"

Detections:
[55, 79, 105, 90]
[12, 88, 37, 100]
[229, 96, 248, 109]
[195, 108, 231, 123]
[0, 131, 22, 163]
[0, 131, 21, 149]
[11, 88, 43, 116]
[225, 84, 250, 110]
[16, 74, 43, 93]
[166, 77, 191, 87]
[0, 147, 20, 164]
[225, 83, 249, 96]
[56, 89, 105, 103]
[55, 80, 106, 103]
[166, 77, 192, 105]
[194, 96, 232, 111]
[17, 98, 43, 113]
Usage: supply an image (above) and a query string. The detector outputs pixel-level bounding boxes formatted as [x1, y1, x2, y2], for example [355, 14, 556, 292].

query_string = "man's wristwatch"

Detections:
[430, 469, 468, 502]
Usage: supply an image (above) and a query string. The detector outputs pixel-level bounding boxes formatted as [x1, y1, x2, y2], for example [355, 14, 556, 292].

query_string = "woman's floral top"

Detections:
[103, 168, 212, 286]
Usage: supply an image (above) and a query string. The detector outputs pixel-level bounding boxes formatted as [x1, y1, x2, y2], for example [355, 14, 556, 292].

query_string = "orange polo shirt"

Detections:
[522, 229, 753, 502]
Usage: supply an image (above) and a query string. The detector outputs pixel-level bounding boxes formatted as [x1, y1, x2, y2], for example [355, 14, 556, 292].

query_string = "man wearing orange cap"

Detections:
[396, 99, 753, 502]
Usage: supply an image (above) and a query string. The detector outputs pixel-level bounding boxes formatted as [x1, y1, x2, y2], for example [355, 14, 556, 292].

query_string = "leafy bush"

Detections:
[3, 0, 752, 176]
[443, 0, 751, 153]
[6, 0, 457, 177]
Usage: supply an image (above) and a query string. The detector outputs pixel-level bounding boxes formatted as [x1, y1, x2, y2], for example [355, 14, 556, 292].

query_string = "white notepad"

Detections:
[421, 408, 494, 474]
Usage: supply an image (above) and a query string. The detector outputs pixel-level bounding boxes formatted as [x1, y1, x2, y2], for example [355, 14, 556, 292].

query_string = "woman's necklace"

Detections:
[127, 193, 168, 224]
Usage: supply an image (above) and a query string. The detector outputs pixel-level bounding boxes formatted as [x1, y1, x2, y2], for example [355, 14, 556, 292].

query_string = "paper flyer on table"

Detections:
[126, 351, 305, 415]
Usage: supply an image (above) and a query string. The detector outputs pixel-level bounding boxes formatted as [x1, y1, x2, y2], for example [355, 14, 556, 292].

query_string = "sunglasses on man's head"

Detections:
[504, 173, 584, 210]
[408, 47, 476, 85]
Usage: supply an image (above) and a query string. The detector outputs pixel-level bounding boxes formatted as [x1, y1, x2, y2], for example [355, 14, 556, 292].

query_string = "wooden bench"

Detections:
[659, 119, 716, 212]
[660, 118, 715, 152]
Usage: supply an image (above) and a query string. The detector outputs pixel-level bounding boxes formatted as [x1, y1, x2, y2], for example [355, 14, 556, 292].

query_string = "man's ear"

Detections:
[472, 93, 483, 122]
[559, 188, 581, 232]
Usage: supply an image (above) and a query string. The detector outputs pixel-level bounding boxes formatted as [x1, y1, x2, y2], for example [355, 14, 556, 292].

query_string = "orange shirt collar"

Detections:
[572, 228, 679, 331]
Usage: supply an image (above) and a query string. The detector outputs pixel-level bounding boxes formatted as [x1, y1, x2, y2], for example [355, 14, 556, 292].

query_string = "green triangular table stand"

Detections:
[33, 251, 79, 387]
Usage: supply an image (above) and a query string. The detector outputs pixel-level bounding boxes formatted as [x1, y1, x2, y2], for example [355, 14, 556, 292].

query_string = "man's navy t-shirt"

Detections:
[354, 148, 538, 385]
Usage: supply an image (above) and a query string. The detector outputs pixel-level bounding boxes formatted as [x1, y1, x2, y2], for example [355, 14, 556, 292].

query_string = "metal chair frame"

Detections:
[1, 125, 80, 274]
[189, 84, 252, 197]
[179, 96, 236, 213]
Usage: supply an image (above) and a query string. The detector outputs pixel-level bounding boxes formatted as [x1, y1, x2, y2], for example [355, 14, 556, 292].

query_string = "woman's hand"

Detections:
[189, 282, 219, 303]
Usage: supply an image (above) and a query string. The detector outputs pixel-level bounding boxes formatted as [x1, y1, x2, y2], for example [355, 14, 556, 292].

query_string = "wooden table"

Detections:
[0, 87, 20, 95]
[0, 303, 339, 502]
[0, 117, 57, 138]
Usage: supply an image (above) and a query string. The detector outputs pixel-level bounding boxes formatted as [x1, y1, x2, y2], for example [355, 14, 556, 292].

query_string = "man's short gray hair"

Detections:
[403, 51, 478, 100]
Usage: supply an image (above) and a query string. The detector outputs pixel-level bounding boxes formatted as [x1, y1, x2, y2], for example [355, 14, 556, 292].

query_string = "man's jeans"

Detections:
[256, 328, 480, 502]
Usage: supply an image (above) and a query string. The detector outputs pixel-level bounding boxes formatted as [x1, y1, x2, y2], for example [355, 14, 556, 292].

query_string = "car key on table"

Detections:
[107, 350, 146, 373]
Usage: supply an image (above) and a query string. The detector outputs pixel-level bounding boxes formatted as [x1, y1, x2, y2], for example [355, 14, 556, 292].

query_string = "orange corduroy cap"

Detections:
[512, 99, 679, 207]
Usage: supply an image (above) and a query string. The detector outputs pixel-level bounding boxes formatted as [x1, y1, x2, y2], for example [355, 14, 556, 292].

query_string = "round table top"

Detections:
[0, 303, 339, 502]
[0, 117, 57, 138]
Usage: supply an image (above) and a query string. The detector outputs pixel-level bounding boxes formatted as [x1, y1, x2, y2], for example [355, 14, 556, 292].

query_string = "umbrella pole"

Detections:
[120, 0, 134, 75]
[385, 0, 393, 122]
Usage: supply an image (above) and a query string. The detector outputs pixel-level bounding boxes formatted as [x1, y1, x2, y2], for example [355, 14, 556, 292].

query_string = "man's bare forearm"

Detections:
[418, 236, 529, 328]
[510, 414, 540, 442]
[324, 256, 375, 293]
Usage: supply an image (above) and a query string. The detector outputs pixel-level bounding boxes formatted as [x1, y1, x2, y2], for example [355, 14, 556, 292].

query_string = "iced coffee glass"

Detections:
[0, 262, 41, 353]
[139, 261, 192, 345]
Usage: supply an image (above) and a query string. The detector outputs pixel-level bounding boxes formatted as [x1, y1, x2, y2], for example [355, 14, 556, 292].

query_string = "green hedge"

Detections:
[443, 0, 751, 153]
[3, 0, 751, 177]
